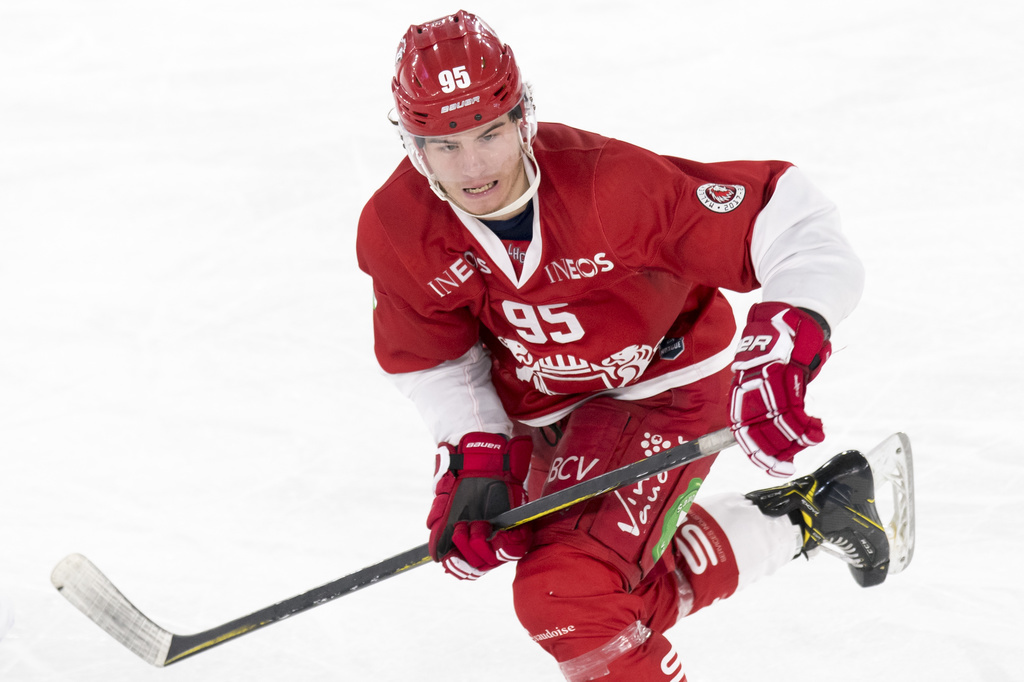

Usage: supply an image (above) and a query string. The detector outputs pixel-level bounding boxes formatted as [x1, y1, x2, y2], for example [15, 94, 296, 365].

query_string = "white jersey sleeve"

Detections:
[384, 342, 513, 445]
[750, 166, 865, 330]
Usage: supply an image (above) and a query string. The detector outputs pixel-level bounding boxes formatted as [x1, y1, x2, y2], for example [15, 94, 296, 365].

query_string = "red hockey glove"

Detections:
[426, 432, 533, 580]
[729, 302, 832, 478]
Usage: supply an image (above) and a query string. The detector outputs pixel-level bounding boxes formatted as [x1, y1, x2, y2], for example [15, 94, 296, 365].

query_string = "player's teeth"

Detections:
[465, 182, 495, 194]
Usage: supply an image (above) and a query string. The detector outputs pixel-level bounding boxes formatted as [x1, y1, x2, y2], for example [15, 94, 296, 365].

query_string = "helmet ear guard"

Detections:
[512, 85, 539, 155]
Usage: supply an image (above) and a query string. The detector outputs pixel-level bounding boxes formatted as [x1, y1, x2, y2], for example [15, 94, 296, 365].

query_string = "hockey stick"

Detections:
[51, 427, 736, 667]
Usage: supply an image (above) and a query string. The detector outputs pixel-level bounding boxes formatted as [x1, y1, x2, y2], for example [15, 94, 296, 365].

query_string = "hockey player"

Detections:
[358, 11, 891, 681]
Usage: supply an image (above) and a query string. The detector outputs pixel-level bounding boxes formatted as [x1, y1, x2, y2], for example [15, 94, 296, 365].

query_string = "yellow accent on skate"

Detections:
[844, 505, 884, 531]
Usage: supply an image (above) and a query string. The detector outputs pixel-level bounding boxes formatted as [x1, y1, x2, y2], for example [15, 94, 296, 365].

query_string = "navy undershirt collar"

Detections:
[480, 201, 534, 241]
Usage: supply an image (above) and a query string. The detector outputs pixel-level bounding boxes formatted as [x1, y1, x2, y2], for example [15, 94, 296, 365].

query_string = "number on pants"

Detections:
[661, 646, 686, 682]
[675, 523, 719, 575]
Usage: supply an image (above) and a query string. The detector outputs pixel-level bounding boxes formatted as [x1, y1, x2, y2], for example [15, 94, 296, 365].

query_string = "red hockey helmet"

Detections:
[392, 10, 524, 136]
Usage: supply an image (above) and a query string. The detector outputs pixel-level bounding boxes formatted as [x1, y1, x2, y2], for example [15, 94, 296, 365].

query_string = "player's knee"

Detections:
[514, 546, 691, 681]
[513, 544, 636, 659]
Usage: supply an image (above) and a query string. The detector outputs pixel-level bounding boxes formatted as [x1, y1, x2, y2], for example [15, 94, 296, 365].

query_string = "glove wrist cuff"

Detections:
[796, 306, 831, 342]
[441, 432, 532, 482]
[449, 451, 508, 473]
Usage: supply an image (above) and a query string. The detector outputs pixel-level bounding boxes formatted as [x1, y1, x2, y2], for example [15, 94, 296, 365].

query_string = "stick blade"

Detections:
[51, 553, 173, 666]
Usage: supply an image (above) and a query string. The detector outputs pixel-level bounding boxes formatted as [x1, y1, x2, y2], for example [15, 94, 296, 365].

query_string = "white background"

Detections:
[2, 1, 1022, 680]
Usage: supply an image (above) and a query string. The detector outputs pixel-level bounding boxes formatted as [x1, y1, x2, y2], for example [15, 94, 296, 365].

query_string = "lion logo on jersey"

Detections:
[498, 338, 656, 395]
[696, 183, 745, 213]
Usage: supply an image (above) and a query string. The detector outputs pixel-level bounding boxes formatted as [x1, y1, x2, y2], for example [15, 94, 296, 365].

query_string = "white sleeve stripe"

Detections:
[751, 166, 865, 330]
[385, 343, 512, 445]
[459, 347, 487, 434]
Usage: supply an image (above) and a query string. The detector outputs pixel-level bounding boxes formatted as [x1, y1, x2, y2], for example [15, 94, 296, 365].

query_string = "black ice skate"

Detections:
[745, 434, 915, 588]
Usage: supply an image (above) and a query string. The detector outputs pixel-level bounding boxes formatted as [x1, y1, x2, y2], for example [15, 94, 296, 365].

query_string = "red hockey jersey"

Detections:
[358, 123, 856, 429]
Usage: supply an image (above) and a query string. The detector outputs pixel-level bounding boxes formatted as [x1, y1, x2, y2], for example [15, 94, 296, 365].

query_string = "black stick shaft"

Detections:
[162, 427, 734, 664]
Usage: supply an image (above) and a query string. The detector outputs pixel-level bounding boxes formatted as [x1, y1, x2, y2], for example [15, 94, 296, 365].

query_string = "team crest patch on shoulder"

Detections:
[696, 183, 745, 213]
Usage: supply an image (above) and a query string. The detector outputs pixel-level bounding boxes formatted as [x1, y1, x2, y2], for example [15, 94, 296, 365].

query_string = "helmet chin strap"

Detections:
[430, 149, 541, 220]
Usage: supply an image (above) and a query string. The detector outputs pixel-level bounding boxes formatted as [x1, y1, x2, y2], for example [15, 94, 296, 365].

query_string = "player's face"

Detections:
[420, 117, 528, 218]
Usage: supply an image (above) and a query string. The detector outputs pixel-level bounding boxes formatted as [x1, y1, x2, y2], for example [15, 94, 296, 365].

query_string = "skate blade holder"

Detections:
[863, 432, 916, 576]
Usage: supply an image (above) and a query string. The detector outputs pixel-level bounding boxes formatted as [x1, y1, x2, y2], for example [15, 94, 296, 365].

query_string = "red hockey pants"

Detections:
[513, 369, 742, 681]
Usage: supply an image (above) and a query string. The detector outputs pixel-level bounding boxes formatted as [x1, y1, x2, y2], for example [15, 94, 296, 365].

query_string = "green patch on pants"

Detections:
[651, 477, 704, 563]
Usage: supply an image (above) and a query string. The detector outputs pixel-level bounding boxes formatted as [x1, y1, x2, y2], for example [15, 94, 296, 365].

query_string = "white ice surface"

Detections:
[1, 1, 1022, 680]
